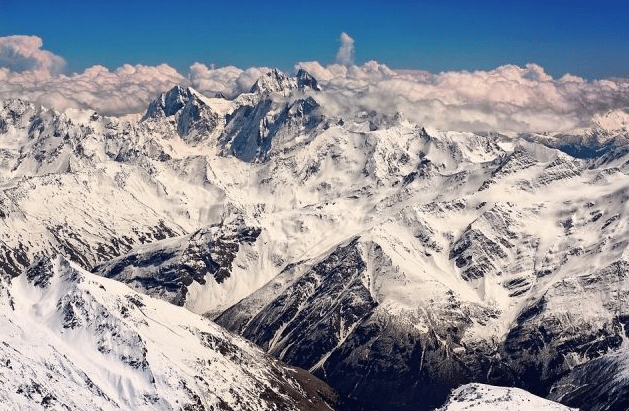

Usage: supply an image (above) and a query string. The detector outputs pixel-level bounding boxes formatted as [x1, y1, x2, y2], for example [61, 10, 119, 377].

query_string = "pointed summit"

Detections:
[142, 85, 206, 120]
[249, 69, 294, 96]
[295, 68, 321, 91]
[141, 85, 219, 141]
[250, 69, 321, 96]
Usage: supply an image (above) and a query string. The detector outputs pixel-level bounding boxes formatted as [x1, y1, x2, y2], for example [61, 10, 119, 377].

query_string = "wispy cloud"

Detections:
[336, 32, 355, 66]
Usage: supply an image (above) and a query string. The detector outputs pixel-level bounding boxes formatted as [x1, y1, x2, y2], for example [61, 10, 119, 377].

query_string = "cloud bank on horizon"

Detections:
[1, 33, 629, 133]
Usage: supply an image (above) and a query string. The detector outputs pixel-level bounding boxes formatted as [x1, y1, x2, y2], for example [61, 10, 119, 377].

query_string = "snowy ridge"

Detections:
[249, 68, 321, 96]
[437, 384, 577, 411]
[94, 217, 266, 316]
[0, 255, 338, 410]
[522, 108, 629, 158]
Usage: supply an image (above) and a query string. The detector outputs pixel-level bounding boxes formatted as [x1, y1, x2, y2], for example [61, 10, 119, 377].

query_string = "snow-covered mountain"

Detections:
[522, 108, 629, 158]
[141, 85, 221, 143]
[211, 127, 629, 410]
[0, 255, 338, 410]
[94, 217, 265, 317]
[250, 68, 321, 96]
[1, 68, 628, 410]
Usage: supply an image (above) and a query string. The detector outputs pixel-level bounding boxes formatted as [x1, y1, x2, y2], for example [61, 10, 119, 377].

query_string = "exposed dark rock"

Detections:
[95, 220, 261, 306]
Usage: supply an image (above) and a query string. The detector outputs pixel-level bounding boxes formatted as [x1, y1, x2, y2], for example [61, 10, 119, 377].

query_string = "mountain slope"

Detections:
[548, 350, 629, 411]
[0, 255, 338, 410]
[214, 128, 629, 410]
[93, 217, 265, 316]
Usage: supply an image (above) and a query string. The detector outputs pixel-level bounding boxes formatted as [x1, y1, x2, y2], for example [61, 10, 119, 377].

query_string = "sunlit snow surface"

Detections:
[437, 384, 577, 411]
[0, 256, 336, 410]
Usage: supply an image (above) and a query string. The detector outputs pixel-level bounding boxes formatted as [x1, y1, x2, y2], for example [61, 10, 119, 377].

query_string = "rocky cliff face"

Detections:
[94, 218, 263, 315]
[141, 85, 221, 143]
[548, 350, 629, 411]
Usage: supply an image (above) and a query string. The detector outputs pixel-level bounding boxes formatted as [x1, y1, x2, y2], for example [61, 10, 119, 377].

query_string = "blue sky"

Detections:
[1, 0, 628, 79]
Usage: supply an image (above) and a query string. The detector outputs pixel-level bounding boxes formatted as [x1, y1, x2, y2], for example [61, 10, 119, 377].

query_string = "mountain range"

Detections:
[1, 68, 629, 410]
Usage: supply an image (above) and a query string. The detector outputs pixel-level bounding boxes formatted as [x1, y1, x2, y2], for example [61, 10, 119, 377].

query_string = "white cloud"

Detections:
[0, 62, 186, 116]
[1, 34, 629, 133]
[336, 32, 355, 66]
[0, 36, 186, 115]
[297, 60, 629, 132]
[235, 67, 273, 95]
[0, 36, 274, 115]
[0, 35, 66, 79]
[189, 63, 240, 97]
[188, 63, 272, 98]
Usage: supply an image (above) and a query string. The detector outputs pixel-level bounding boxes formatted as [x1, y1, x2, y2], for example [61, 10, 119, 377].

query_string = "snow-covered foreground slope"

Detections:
[0, 256, 338, 410]
[437, 384, 577, 411]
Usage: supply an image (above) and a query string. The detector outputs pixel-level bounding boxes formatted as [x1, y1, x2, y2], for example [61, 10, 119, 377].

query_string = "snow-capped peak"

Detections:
[0, 98, 39, 130]
[591, 108, 629, 132]
[142, 85, 209, 120]
[140, 85, 220, 140]
[249, 68, 320, 96]
[295, 68, 321, 91]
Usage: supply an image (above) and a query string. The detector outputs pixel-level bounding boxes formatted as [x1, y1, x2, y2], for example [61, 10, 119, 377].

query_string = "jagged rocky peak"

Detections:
[142, 85, 206, 120]
[141, 85, 219, 140]
[295, 68, 321, 91]
[0, 98, 38, 131]
[222, 82, 324, 162]
[250, 68, 320, 96]
[1, 98, 36, 115]
[354, 108, 404, 131]
[288, 95, 321, 117]
[249, 69, 292, 95]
